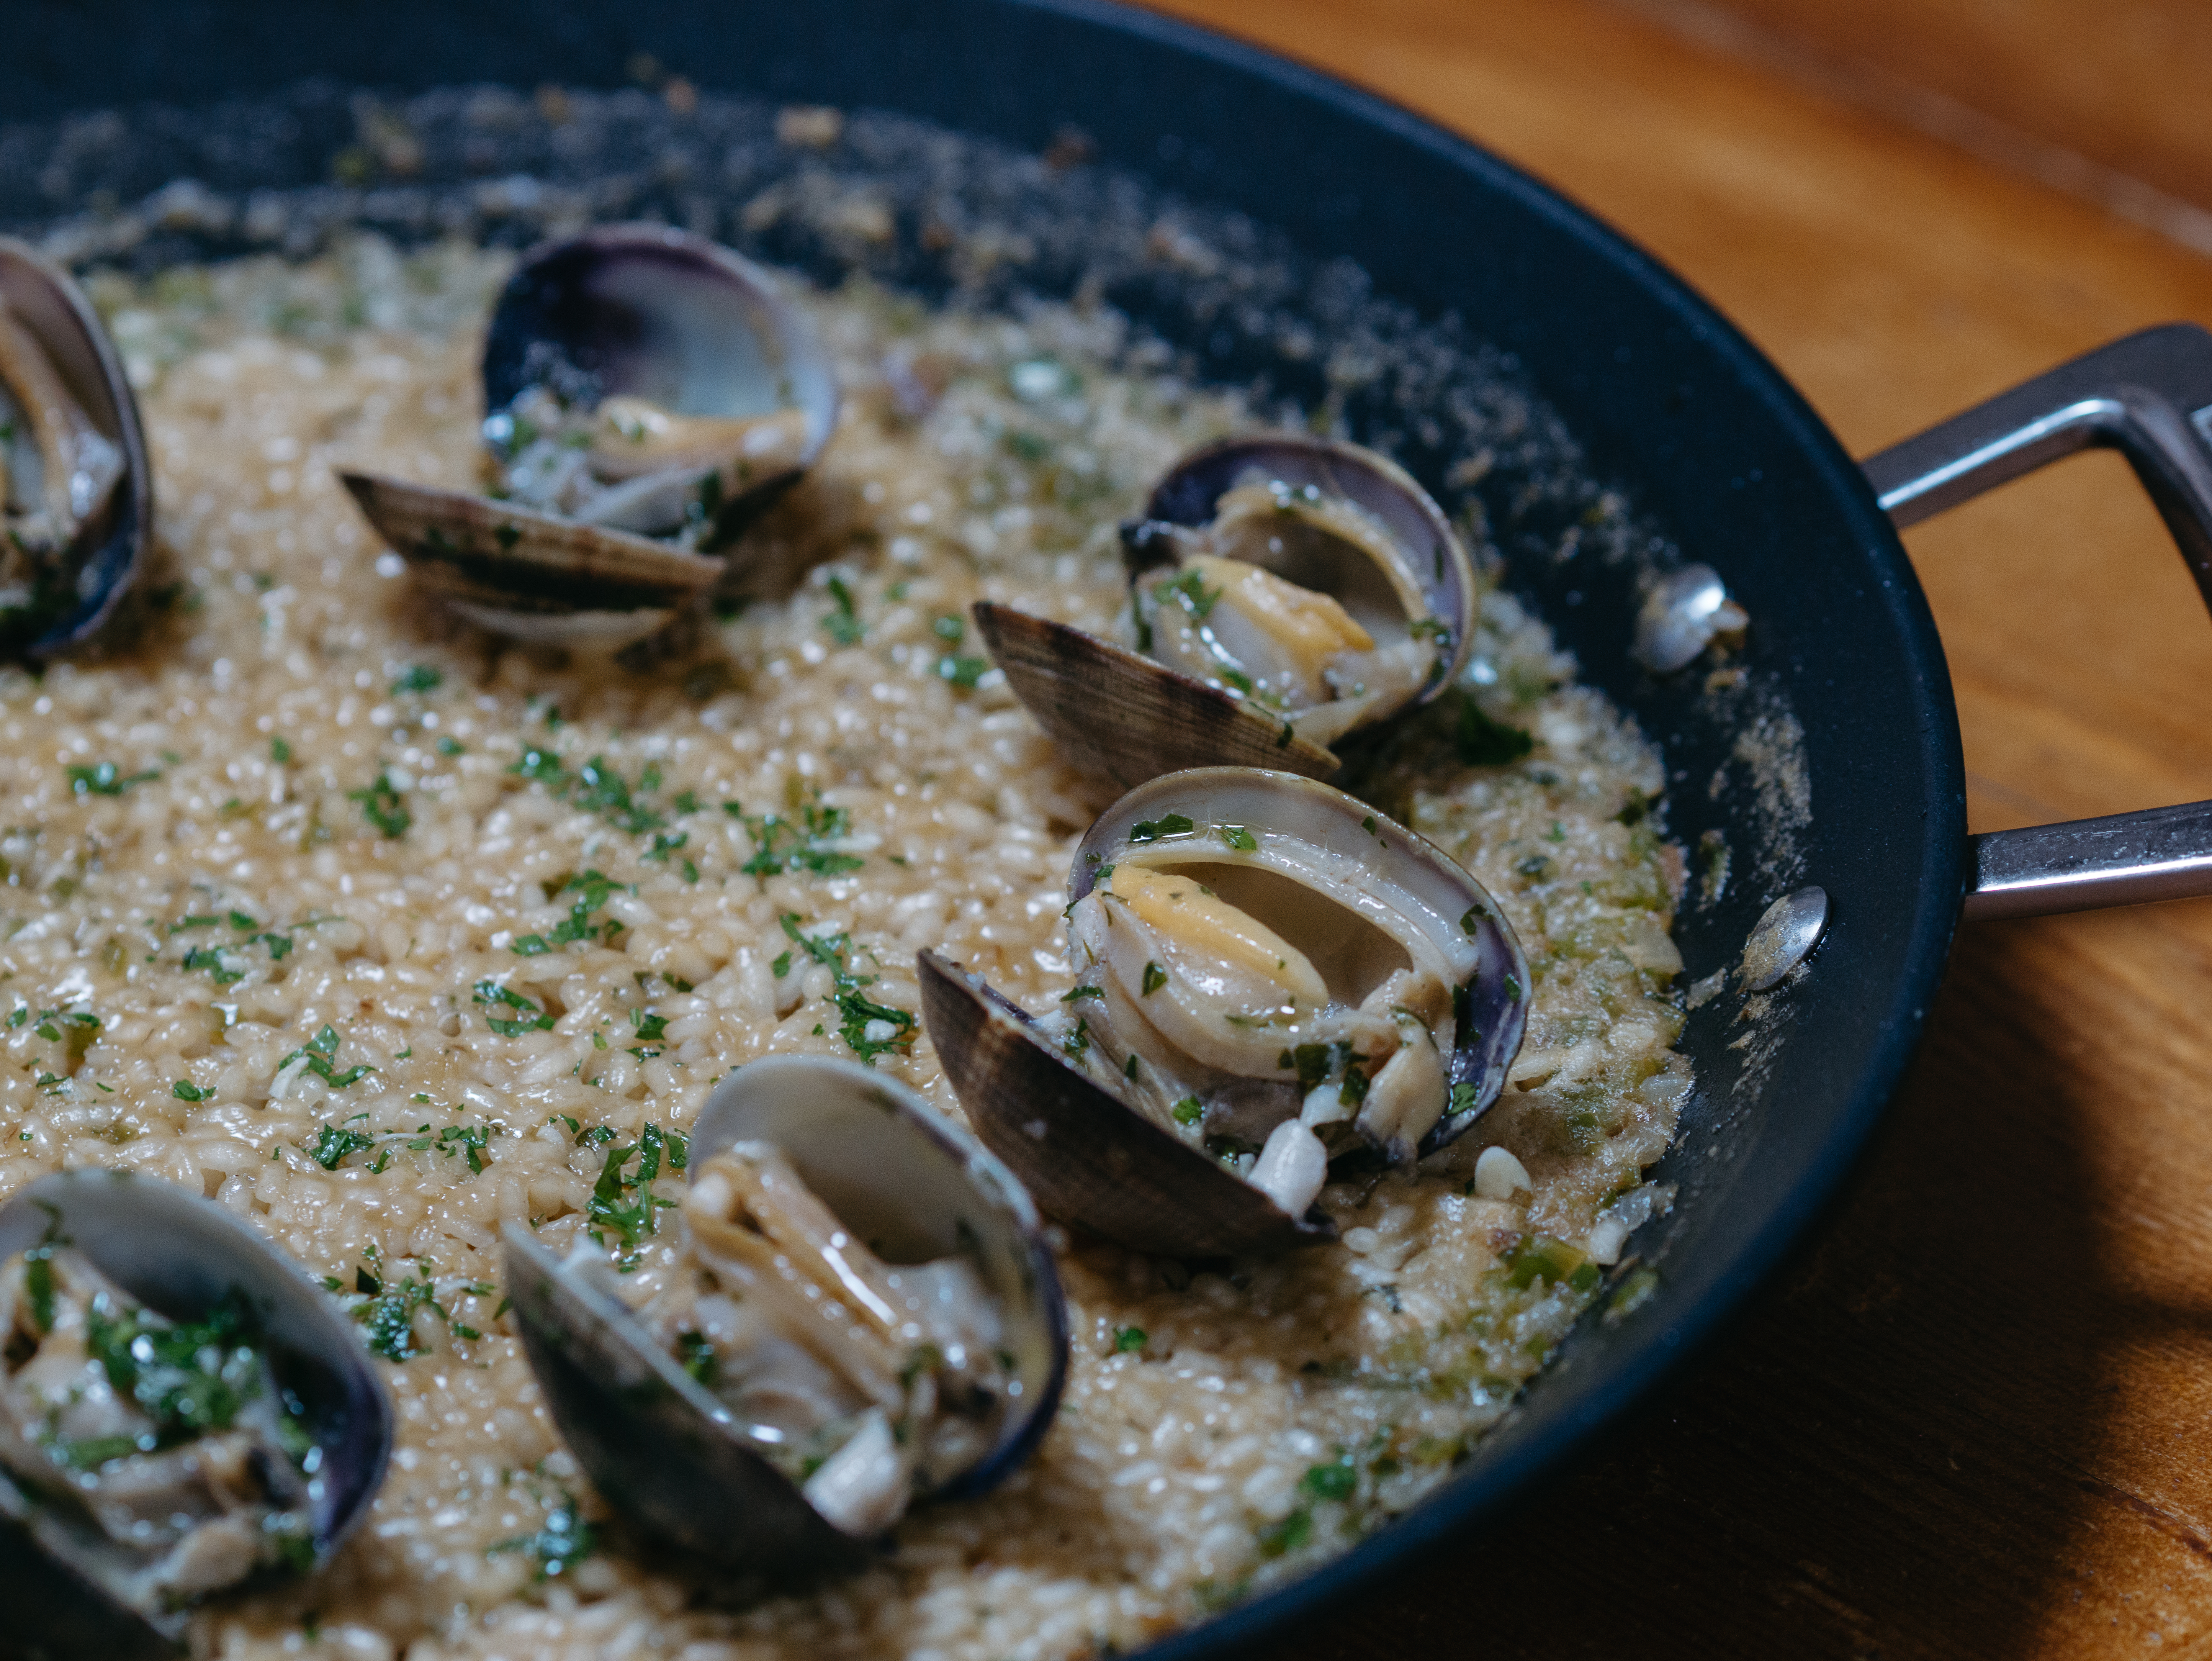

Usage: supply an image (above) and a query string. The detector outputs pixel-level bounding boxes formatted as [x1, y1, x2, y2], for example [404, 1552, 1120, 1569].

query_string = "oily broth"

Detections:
[0, 238, 1685, 1659]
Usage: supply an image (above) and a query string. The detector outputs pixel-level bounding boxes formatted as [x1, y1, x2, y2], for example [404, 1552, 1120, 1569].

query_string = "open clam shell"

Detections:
[482, 223, 839, 542]
[505, 1055, 1067, 1580]
[978, 435, 1474, 788]
[337, 471, 725, 647]
[921, 767, 1528, 1258]
[342, 224, 838, 645]
[0, 239, 151, 655]
[0, 1171, 392, 1658]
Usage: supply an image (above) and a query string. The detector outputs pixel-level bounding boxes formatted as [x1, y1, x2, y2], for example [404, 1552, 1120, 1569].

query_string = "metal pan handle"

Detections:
[1860, 322, 2212, 920]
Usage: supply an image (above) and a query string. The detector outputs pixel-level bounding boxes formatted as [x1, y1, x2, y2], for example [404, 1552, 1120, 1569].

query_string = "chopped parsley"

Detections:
[1453, 695, 1534, 767]
[508, 752, 666, 835]
[473, 981, 554, 1037]
[491, 1491, 597, 1580]
[309, 1121, 374, 1169]
[821, 575, 864, 645]
[729, 794, 863, 878]
[1301, 1457, 1358, 1502]
[1152, 568, 1220, 620]
[347, 773, 410, 838]
[936, 654, 989, 689]
[777, 913, 916, 1064]
[279, 1024, 377, 1089]
[1128, 813, 1195, 843]
[585, 1127, 687, 1261]
[66, 761, 160, 797]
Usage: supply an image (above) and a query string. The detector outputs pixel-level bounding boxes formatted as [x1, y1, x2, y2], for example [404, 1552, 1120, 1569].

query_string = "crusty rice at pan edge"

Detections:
[0, 238, 1687, 1659]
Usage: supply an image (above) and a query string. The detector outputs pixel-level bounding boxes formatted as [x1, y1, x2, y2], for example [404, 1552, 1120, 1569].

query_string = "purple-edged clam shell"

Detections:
[506, 1055, 1067, 1579]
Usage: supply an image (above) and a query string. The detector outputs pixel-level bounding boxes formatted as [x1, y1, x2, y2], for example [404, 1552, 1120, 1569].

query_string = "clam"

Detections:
[975, 436, 1474, 786]
[0, 1171, 392, 1658]
[504, 1055, 1067, 1581]
[0, 239, 151, 655]
[342, 223, 839, 646]
[919, 767, 1529, 1258]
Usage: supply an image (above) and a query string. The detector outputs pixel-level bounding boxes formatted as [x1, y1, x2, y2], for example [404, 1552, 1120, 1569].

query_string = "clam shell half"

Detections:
[339, 470, 725, 647]
[923, 768, 1529, 1258]
[982, 435, 1475, 787]
[505, 1055, 1067, 1580]
[0, 239, 151, 655]
[483, 223, 840, 544]
[0, 1171, 392, 1657]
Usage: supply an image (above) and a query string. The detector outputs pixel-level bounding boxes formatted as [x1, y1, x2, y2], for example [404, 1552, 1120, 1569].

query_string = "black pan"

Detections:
[10, 2, 2211, 1654]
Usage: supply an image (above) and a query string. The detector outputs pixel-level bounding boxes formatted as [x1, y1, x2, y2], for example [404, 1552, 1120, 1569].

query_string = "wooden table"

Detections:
[1137, 1, 2212, 1653]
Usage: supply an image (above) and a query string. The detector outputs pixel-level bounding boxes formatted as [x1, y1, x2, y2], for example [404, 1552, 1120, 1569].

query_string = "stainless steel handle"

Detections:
[1860, 323, 2212, 921]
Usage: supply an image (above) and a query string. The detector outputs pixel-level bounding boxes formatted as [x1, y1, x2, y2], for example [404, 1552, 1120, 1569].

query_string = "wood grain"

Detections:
[1133, 0, 2212, 1653]
[1659, 0, 2212, 221]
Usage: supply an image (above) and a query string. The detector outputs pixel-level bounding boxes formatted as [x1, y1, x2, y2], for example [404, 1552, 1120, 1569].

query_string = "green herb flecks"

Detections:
[491, 1490, 597, 1580]
[1152, 568, 1219, 621]
[508, 751, 668, 835]
[347, 772, 411, 838]
[821, 575, 864, 645]
[1301, 1456, 1358, 1502]
[729, 794, 864, 878]
[67, 761, 160, 797]
[585, 1129, 686, 1263]
[473, 981, 555, 1037]
[1453, 694, 1534, 767]
[274, 1024, 375, 1090]
[777, 913, 916, 1065]
[309, 1122, 374, 1169]
[936, 654, 989, 689]
[75, 1289, 298, 1462]
[1128, 813, 1195, 843]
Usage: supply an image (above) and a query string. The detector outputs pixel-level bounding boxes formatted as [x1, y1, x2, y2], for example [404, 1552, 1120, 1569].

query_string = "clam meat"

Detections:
[0, 1172, 391, 1658]
[342, 223, 839, 646]
[0, 239, 151, 654]
[976, 435, 1474, 786]
[921, 767, 1529, 1258]
[506, 1055, 1065, 1578]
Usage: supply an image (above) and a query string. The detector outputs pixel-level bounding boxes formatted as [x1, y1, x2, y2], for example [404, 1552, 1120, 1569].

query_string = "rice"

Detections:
[0, 236, 1687, 1659]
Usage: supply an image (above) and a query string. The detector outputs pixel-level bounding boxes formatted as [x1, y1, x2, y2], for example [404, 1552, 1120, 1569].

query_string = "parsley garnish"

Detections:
[777, 913, 915, 1063]
[67, 761, 159, 797]
[348, 773, 411, 838]
[821, 575, 864, 645]
[473, 981, 554, 1037]
[1129, 814, 1195, 842]
[730, 794, 863, 877]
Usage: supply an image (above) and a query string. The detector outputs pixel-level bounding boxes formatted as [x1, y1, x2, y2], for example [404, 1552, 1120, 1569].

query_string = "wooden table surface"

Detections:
[1135, 1, 2212, 1654]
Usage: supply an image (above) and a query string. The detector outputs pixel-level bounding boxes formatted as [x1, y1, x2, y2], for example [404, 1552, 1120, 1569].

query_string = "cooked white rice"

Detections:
[0, 237, 1687, 1659]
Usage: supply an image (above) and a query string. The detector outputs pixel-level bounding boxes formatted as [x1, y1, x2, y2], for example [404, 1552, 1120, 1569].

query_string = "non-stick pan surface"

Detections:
[0, 2, 1968, 1653]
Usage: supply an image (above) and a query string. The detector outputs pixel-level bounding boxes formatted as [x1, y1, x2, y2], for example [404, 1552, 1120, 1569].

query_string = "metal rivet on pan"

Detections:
[1740, 886, 1829, 991]
[1631, 563, 1749, 673]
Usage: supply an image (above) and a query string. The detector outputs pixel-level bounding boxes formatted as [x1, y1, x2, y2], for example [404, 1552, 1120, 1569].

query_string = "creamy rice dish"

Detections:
[0, 235, 1689, 1658]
